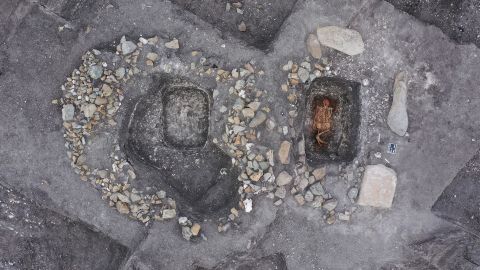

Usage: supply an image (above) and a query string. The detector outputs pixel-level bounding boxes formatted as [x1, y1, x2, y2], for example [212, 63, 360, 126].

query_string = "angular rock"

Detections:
[309, 182, 325, 196]
[120, 36, 137, 55]
[306, 34, 322, 59]
[62, 104, 74, 121]
[249, 111, 267, 128]
[316, 26, 364, 56]
[387, 71, 408, 136]
[165, 38, 180, 49]
[294, 194, 305, 205]
[312, 167, 326, 180]
[278, 141, 291, 164]
[276, 171, 292, 186]
[238, 21, 247, 32]
[322, 199, 338, 211]
[274, 186, 286, 199]
[88, 65, 103, 79]
[82, 103, 97, 118]
[162, 209, 176, 219]
[357, 164, 397, 208]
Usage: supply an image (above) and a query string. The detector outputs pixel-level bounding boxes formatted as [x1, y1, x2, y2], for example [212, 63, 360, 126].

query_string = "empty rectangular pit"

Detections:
[163, 86, 210, 149]
[304, 77, 360, 164]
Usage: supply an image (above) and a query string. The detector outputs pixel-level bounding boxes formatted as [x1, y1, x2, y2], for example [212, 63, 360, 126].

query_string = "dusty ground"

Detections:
[1, 0, 480, 269]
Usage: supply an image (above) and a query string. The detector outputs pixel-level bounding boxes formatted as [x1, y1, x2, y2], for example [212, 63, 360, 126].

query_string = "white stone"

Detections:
[316, 26, 364, 56]
[357, 164, 397, 208]
[387, 72, 408, 136]
[244, 198, 253, 213]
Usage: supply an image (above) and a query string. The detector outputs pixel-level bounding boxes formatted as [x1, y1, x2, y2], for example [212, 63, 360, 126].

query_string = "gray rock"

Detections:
[276, 171, 292, 186]
[165, 39, 180, 49]
[62, 104, 75, 121]
[120, 36, 137, 55]
[274, 186, 286, 199]
[322, 199, 338, 211]
[387, 71, 408, 136]
[298, 67, 310, 83]
[304, 190, 314, 202]
[115, 67, 125, 79]
[347, 187, 359, 201]
[182, 226, 192, 240]
[316, 26, 364, 56]
[162, 209, 176, 219]
[311, 196, 324, 208]
[88, 65, 103, 79]
[82, 103, 97, 118]
[249, 111, 267, 128]
[306, 34, 322, 59]
[309, 182, 325, 196]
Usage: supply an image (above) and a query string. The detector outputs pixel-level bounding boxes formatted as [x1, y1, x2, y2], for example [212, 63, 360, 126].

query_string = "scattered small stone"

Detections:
[102, 84, 113, 96]
[146, 52, 158, 61]
[182, 226, 193, 240]
[243, 198, 253, 213]
[242, 108, 255, 118]
[274, 186, 286, 199]
[306, 34, 322, 59]
[115, 67, 125, 79]
[316, 26, 364, 56]
[312, 167, 326, 181]
[387, 71, 408, 136]
[162, 209, 177, 219]
[62, 104, 75, 121]
[278, 141, 291, 164]
[322, 199, 338, 211]
[294, 194, 305, 206]
[274, 199, 283, 206]
[165, 38, 180, 49]
[326, 214, 336, 225]
[88, 65, 103, 79]
[311, 196, 324, 208]
[338, 212, 351, 221]
[304, 191, 314, 202]
[249, 111, 267, 128]
[82, 104, 97, 118]
[357, 164, 397, 208]
[238, 21, 247, 32]
[276, 171, 292, 186]
[116, 201, 129, 214]
[309, 182, 325, 196]
[298, 67, 309, 83]
[120, 36, 137, 55]
[347, 187, 359, 201]
[191, 223, 201, 236]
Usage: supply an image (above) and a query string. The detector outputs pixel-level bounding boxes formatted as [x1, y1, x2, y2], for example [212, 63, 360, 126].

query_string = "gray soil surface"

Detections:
[1, 0, 480, 269]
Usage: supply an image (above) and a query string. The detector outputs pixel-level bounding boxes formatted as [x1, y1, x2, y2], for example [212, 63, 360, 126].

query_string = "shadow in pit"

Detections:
[303, 77, 360, 165]
[122, 75, 239, 219]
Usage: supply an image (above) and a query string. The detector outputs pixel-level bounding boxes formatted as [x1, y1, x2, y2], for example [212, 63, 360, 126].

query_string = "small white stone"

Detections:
[244, 198, 253, 213]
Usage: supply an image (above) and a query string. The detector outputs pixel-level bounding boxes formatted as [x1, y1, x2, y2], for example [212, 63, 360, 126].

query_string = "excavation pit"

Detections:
[304, 77, 361, 164]
[123, 76, 239, 218]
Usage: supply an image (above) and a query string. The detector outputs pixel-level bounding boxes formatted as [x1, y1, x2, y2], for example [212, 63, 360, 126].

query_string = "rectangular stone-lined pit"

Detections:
[304, 77, 360, 164]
